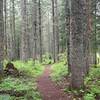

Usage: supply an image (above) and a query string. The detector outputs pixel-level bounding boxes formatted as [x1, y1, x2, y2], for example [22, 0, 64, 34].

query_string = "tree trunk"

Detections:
[8, 0, 16, 61]
[52, 0, 59, 62]
[4, 0, 7, 59]
[38, 0, 42, 62]
[70, 0, 89, 89]
[32, 0, 37, 62]
[12, 0, 16, 60]
[52, 0, 56, 63]
[9, 0, 13, 60]
[55, 0, 59, 61]
[83, 0, 92, 74]
[66, 0, 71, 73]
[94, 0, 97, 65]
[20, 0, 29, 61]
[0, 0, 4, 81]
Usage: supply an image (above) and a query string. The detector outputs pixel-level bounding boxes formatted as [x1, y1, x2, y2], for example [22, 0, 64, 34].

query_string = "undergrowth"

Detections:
[50, 54, 100, 100]
[64, 65, 100, 100]
[51, 61, 68, 82]
[0, 60, 44, 100]
[51, 53, 68, 82]
[42, 54, 53, 65]
[84, 65, 100, 100]
[4, 60, 44, 77]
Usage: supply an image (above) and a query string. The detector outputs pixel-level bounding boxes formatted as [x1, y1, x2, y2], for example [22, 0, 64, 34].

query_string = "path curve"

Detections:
[37, 66, 71, 100]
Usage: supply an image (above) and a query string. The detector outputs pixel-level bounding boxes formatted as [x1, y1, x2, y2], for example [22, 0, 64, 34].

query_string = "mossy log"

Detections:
[4, 62, 19, 77]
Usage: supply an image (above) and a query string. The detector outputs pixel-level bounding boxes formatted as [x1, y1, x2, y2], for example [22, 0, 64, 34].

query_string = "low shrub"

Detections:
[51, 61, 68, 81]
[84, 65, 100, 99]
[83, 93, 95, 100]
[42, 54, 53, 65]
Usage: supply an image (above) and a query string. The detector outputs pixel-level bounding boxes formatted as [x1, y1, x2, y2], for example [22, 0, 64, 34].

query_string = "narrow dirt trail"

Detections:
[37, 65, 71, 100]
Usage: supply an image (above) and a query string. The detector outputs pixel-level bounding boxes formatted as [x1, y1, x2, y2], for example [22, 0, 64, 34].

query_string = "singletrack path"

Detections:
[37, 66, 71, 100]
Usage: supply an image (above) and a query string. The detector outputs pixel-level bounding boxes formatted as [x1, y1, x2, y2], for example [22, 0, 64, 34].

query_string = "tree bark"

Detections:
[66, 0, 71, 73]
[8, 0, 16, 61]
[70, 0, 89, 89]
[4, 0, 7, 59]
[20, 0, 29, 61]
[52, 0, 59, 62]
[38, 0, 42, 62]
[32, 0, 37, 62]
[83, 0, 92, 74]
[12, 0, 16, 60]
[94, 0, 97, 65]
[0, 0, 4, 81]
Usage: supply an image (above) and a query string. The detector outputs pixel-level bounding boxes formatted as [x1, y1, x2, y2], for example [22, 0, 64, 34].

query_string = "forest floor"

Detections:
[37, 65, 72, 100]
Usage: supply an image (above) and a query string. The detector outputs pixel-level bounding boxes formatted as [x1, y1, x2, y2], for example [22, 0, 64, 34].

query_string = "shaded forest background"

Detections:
[2, 0, 100, 62]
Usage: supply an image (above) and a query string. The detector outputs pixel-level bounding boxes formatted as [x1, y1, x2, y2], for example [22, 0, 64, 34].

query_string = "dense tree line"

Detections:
[0, 0, 100, 89]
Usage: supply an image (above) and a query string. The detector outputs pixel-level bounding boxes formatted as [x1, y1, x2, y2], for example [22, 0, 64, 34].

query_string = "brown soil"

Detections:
[37, 66, 72, 100]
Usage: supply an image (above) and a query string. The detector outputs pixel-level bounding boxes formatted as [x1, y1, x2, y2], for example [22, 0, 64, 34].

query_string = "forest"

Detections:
[0, 0, 100, 100]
